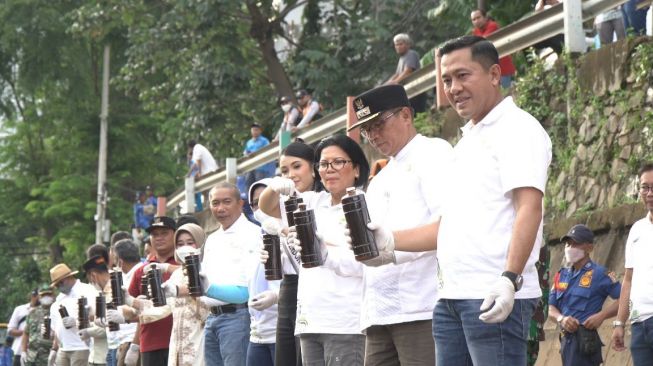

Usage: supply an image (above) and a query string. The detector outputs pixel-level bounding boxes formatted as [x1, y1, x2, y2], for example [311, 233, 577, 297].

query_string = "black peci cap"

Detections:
[348, 84, 411, 131]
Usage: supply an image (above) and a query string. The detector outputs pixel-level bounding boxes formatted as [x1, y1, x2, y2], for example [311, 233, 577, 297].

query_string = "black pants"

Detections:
[13, 355, 21, 366]
[275, 274, 302, 366]
[141, 348, 168, 366]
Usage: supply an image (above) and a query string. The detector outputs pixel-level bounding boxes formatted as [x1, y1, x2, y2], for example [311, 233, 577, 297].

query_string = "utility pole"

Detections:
[95, 45, 110, 244]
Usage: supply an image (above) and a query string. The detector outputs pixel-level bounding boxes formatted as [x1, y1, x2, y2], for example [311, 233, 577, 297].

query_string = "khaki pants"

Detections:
[56, 350, 90, 366]
[365, 320, 436, 366]
[117, 342, 140, 366]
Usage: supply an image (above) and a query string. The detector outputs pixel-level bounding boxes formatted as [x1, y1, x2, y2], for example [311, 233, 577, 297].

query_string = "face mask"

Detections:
[564, 246, 585, 264]
[58, 282, 73, 295]
[40, 296, 54, 306]
[253, 209, 271, 224]
[175, 246, 198, 264]
[281, 104, 292, 113]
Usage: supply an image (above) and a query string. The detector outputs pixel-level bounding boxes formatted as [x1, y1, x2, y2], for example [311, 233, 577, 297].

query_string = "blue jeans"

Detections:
[433, 298, 537, 366]
[623, 0, 649, 35]
[105, 348, 117, 366]
[246, 343, 275, 366]
[204, 308, 250, 366]
[560, 331, 602, 366]
[631, 316, 653, 365]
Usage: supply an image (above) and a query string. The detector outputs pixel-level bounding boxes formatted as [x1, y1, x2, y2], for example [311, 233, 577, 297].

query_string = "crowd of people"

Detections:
[6, 2, 653, 364]
[5, 34, 652, 366]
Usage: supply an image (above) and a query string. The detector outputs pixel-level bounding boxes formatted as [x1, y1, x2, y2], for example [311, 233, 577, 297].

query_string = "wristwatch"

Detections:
[612, 320, 625, 328]
[502, 271, 523, 291]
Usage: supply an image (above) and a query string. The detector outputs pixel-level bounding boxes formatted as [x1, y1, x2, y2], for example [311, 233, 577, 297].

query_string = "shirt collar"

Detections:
[221, 214, 248, 233]
[460, 96, 514, 135]
[393, 134, 422, 162]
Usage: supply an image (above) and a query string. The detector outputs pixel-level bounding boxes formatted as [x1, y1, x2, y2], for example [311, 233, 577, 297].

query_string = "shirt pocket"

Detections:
[567, 286, 591, 311]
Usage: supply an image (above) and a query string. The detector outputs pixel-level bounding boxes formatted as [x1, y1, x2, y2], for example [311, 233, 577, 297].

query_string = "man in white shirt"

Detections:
[202, 182, 261, 366]
[367, 35, 552, 366]
[187, 140, 218, 177]
[49, 263, 98, 366]
[612, 162, 653, 364]
[8, 290, 38, 366]
[347, 84, 454, 365]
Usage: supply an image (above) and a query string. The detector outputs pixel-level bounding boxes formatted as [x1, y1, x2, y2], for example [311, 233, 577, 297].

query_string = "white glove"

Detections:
[143, 262, 170, 274]
[287, 226, 328, 261]
[124, 343, 140, 366]
[106, 309, 125, 324]
[262, 217, 282, 235]
[479, 276, 516, 323]
[20, 351, 26, 366]
[199, 271, 211, 293]
[47, 350, 57, 366]
[269, 176, 295, 196]
[248, 290, 278, 311]
[259, 243, 270, 265]
[62, 316, 76, 329]
[77, 328, 91, 341]
[94, 316, 107, 328]
[121, 285, 135, 307]
[161, 281, 178, 297]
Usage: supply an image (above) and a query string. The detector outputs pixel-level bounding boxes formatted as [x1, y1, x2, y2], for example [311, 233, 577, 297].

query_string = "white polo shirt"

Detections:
[437, 97, 552, 300]
[361, 134, 454, 330]
[624, 213, 653, 323]
[192, 143, 218, 175]
[8, 303, 30, 355]
[295, 191, 364, 335]
[201, 214, 261, 306]
[50, 280, 99, 351]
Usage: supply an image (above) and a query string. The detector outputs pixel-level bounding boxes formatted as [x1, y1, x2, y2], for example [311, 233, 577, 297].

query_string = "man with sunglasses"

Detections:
[346, 84, 454, 365]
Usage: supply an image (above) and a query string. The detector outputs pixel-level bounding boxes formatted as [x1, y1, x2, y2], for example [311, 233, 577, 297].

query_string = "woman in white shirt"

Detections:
[270, 134, 369, 365]
[259, 140, 322, 366]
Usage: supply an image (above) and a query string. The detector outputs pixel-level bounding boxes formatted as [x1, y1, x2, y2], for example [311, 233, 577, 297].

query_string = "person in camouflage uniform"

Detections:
[527, 245, 551, 366]
[23, 286, 55, 366]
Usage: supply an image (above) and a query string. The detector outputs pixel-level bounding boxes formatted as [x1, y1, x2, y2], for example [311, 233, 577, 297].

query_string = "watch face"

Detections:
[515, 275, 523, 291]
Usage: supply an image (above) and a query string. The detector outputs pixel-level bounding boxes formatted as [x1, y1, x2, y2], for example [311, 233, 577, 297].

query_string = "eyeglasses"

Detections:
[316, 159, 352, 171]
[360, 109, 400, 139]
[640, 186, 653, 194]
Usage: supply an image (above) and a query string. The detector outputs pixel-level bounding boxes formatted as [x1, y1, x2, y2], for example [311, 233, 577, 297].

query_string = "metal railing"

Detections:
[166, 0, 626, 212]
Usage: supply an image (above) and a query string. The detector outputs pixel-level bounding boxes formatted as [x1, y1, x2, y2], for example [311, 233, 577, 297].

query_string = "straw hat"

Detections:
[49, 263, 78, 287]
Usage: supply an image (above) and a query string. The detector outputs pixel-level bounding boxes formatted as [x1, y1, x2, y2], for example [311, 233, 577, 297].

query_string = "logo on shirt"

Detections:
[579, 270, 593, 288]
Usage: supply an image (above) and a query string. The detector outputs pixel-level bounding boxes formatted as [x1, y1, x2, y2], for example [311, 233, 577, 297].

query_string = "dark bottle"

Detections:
[58, 305, 72, 329]
[106, 303, 120, 332]
[342, 187, 379, 261]
[263, 234, 283, 280]
[140, 273, 149, 299]
[95, 293, 106, 320]
[147, 264, 167, 307]
[293, 203, 323, 268]
[77, 296, 90, 329]
[42, 315, 51, 339]
[284, 194, 304, 227]
[184, 253, 203, 297]
[110, 269, 125, 306]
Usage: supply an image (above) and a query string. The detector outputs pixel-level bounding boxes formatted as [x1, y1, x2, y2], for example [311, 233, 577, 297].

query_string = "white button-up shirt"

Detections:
[437, 96, 552, 299]
[361, 134, 454, 330]
[50, 280, 98, 351]
[295, 191, 364, 335]
[201, 214, 261, 306]
[625, 213, 653, 323]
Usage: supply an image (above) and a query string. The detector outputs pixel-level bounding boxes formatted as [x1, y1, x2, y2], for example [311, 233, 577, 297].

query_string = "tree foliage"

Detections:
[0, 0, 534, 318]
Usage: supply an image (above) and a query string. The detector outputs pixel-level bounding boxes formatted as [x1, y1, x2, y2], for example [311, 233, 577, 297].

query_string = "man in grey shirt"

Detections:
[386, 33, 420, 84]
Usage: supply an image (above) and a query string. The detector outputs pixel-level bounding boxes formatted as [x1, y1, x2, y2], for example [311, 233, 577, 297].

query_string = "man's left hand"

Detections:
[479, 276, 515, 323]
[582, 313, 605, 330]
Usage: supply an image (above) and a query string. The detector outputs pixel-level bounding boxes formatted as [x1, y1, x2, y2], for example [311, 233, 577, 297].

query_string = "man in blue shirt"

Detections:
[243, 123, 275, 191]
[548, 224, 621, 366]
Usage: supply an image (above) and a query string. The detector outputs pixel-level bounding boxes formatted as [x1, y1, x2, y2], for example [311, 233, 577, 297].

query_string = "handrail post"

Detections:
[346, 96, 360, 143]
[564, 0, 587, 53]
[226, 157, 238, 184]
[184, 176, 195, 213]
